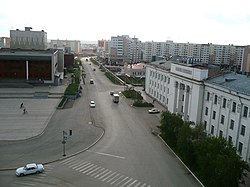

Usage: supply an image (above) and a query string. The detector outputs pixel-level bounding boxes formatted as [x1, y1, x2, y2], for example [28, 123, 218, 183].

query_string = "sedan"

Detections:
[148, 108, 160, 114]
[16, 163, 44, 177]
[90, 100, 96, 108]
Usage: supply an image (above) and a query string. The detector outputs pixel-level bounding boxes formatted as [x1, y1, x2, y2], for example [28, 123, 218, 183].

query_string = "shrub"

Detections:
[133, 100, 154, 107]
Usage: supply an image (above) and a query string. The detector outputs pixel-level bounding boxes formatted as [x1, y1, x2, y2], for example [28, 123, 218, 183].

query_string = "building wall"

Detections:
[202, 83, 250, 162]
[50, 40, 81, 54]
[10, 28, 47, 50]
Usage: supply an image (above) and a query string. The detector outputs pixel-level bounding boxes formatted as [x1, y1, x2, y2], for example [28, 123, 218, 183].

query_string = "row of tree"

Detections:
[159, 111, 249, 187]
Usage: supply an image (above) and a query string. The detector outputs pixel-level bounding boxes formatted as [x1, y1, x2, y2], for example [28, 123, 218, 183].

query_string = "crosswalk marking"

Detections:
[72, 161, 87, 169]
[75, 162, 91, 171]
[97, 170, 113, 180]
[110, 175, 124, 185]
[121, 178, 134, 187]
[79, 163, 94, 172]
[61, 158, 152, 187]
[127, 179, 138, 187]
[82, 165, 98, 174]
[94, 169, 109, 178]
[114, 176, 129, 186]
[102, 171, 117, 182]
[90, 167, 106, 177]
[106, 173, 121, 183]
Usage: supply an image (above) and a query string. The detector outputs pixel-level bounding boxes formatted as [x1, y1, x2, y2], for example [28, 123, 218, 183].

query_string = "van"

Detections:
[90, 79, 94, 84]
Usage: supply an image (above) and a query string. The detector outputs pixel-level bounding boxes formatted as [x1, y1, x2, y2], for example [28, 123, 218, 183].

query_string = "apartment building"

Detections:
[142, 41, 245, 70]
[10, 27, 47, 50]
[203, 73, 250, 161]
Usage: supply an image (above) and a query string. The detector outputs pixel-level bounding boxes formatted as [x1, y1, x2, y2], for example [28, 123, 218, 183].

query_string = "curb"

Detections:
[157, 135, 205, 187]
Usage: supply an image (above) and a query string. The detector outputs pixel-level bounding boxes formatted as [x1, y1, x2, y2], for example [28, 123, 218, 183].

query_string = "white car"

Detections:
[16, 163, 44, 177]
[90, 100, 96, 108]
[148, 108, 160, 114]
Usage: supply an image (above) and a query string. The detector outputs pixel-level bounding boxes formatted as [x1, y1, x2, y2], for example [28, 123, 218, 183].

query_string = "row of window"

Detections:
[149, 71, 170, 83]
[206, 124, 244, 155]
[206, 92, 249, 117]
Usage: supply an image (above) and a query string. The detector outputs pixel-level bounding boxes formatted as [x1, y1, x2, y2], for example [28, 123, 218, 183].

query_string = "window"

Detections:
[204, 121, 207, 130]
[205, 107, 208, 115]
[219, 130, 223, 138]
[212, 111, 216, 120]
[228, 136, 232, 144]
[211, 125, 214, 134]
[232, 102, 236, 112]
[230, 120, 234, 130]
[182, 95, 184, 101]
[222, 98, 226, 108]
[240, 125, 246, 136]
[220, 115, 225, 124]
[214, 95, 218, 104]
[238, 142, 243, 155]
[243, 106, 248, 117]
[206, 92, 210, 101]
[168, 77, 170, 84]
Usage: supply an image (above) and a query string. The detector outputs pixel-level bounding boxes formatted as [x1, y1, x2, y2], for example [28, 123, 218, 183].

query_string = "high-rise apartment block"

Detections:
[10, 27, 47, 50]
[142, 41, 245, 71]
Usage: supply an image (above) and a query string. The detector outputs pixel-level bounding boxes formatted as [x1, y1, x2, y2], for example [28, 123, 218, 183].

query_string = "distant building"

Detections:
[10, 27, 47, 50]
[0, 48, 62, 85]
[0, 37, 10, 48]
[242, 45, 250, 74]
[124, 63, 146, 78]
[49, 39, 81, 54]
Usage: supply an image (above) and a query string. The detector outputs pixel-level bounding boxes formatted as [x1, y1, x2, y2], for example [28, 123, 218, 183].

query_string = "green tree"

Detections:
[159, 111, 183, 148]
[193, 137, 249, 187]
[176, 121, 196, 167]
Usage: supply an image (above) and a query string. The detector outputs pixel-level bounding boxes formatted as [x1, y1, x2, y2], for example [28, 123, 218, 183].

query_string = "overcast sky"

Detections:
[1, 0, 250, 45]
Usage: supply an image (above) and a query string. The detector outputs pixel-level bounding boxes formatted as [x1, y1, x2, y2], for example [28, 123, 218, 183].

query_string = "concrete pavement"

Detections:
[0, 85, 66, 141]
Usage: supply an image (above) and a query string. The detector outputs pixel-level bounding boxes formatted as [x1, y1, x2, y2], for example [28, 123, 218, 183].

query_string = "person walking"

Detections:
[20, 103, 24, 108]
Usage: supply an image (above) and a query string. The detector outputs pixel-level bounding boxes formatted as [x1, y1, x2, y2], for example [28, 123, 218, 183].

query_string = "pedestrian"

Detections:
[20, 103, 24, 108]
[23, 108, 27, 114]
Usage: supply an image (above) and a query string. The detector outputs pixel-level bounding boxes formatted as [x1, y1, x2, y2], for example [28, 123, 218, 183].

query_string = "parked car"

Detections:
[90, 79, 94, 84]
[90, 100, 96, 108]
[93, 68, 96, 71]
[16, 163, 44, 177]
[148, 108, 160, 114]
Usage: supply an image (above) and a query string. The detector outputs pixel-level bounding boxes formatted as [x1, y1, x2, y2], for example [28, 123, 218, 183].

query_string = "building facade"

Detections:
[202, 73, 250, 161]
[0, 48, 61, 85]
[49, 39, 81, 54]
[145, 60, 250, 162]
[10, 27, 47, 50]
[0, 37, 10, 48]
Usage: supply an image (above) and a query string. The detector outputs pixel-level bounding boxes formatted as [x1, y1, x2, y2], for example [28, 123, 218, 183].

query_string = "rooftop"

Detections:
[205, 72, 250, 96]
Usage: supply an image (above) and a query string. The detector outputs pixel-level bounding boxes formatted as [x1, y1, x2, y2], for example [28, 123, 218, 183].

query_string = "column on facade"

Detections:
[26, 60, 29, 80]
[173, 81, 178, 113]
[183, 85, 190, 121]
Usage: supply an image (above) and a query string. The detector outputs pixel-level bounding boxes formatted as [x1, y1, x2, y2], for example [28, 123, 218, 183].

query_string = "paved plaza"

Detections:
[0, 85, 66, 141]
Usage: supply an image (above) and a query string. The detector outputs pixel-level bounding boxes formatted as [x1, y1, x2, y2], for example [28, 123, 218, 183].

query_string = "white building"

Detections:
[10, 27, 47, 50]
[202, 73, 250, 161]
[145, 61, 210, 123]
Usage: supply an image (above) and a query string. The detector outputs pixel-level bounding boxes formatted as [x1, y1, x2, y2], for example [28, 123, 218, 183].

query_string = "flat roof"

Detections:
[205, 72, 250, 96]
[0, 48, 58, 61]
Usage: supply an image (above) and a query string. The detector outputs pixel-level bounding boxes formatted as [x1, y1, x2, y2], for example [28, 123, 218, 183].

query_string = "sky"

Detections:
[1, 0, 250, 45]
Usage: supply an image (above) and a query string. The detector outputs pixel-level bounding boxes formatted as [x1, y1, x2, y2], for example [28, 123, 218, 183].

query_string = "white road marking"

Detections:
[87, 150, 125, 159]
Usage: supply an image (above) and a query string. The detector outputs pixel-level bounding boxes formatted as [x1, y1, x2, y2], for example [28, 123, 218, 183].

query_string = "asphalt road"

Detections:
[0, 59, 202, 187]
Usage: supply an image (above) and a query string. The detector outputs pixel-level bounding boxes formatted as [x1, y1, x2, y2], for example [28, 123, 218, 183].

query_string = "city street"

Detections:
[0, 59, 202, 187]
